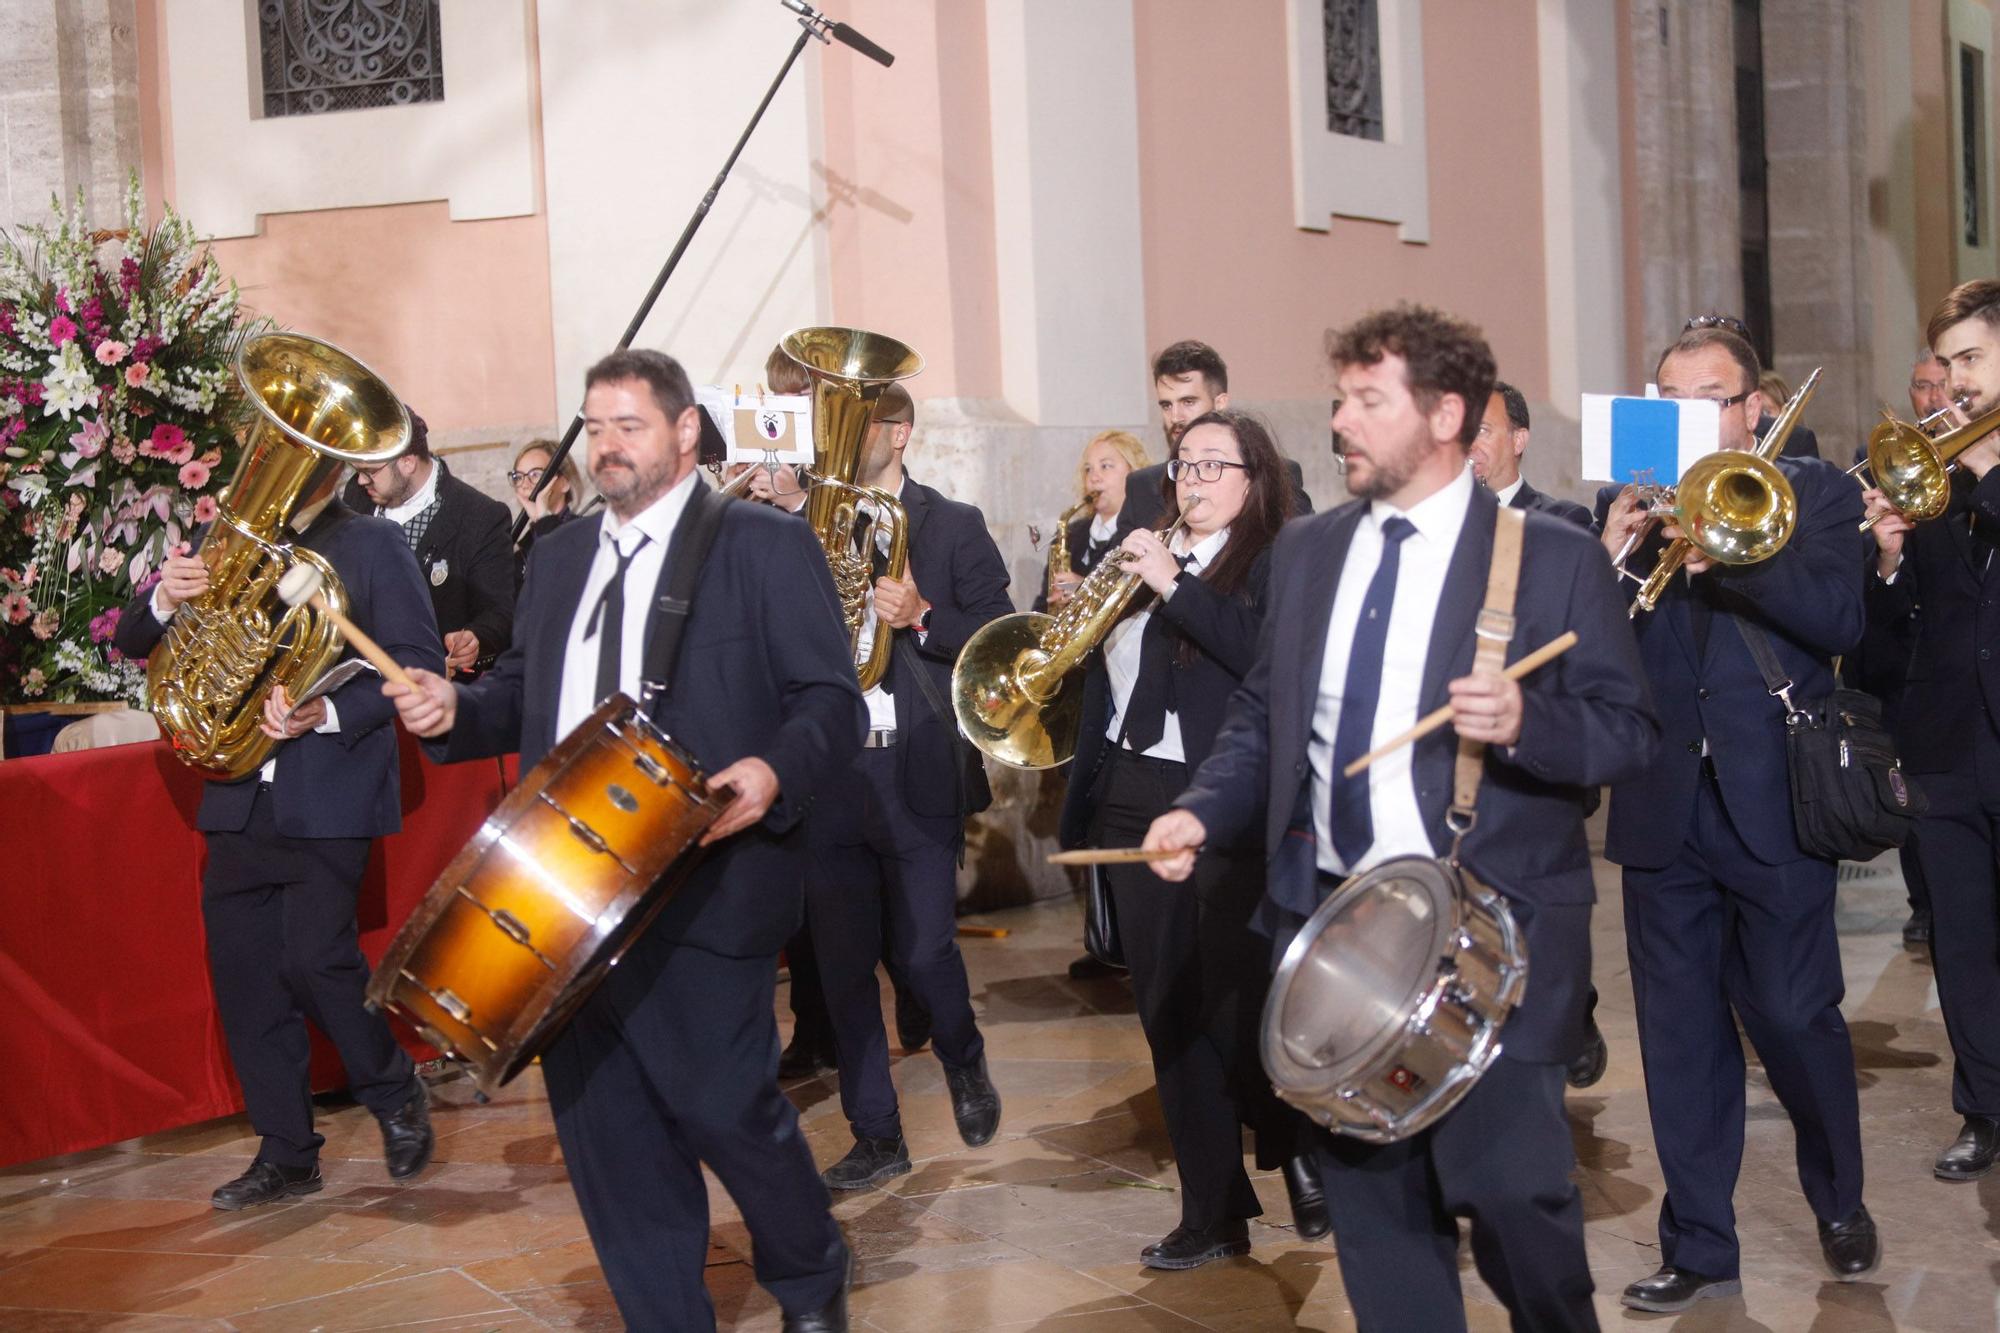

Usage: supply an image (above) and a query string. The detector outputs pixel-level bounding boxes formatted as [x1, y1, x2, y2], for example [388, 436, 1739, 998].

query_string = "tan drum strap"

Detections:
[1448, 505, 1526, 854]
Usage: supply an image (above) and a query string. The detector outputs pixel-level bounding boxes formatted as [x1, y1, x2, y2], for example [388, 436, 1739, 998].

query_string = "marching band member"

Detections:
[1472, 380, 1592, 526]
[1145, 305, 1653, 1330]
[1037, 428, 1149, 612]
[1060, 409, 1315, 1267]
[509, 438, 580, 584]
[1595, 324, 1875, 1309]
[387, 348, 864, 1333]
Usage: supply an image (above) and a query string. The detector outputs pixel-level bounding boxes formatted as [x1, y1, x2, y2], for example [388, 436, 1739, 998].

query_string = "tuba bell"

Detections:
[146, 332, 412, 779]
[781, 326, 924, 691]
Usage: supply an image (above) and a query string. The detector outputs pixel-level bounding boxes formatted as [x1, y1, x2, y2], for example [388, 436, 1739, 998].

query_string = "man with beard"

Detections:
[1862, 280, 2000, 1185]
[1143, 304, 1655, 1330]
[387, 349, 864, 1332]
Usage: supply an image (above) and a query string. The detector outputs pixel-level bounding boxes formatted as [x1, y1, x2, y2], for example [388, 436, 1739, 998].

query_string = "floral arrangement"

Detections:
[0, 179, 264, 705]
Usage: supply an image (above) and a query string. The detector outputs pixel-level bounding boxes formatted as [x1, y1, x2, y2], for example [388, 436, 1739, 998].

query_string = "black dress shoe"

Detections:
[1140, 1219, 1251, 1271]
[1281, 1155, 1330, 1240]
[782, 1253, 851, 1332]
[1935, 1115, 2000, 1181]
[944, 1057, 1001, 1147]
[1067, 954, 1125, 980]
[894, 984, 932, 1054]
[1818, 1204, 1880, 1280]
[1903, 909, 1933, 945]
[378, 1080, 435, 1180]
[1566, 1022, 1609, 1090]
[822, 1135, 911, 1191]
[1619, 1266, 1742, 1312]
[211, 1159, 322, 1211]
[779, 1034, 839, 1080]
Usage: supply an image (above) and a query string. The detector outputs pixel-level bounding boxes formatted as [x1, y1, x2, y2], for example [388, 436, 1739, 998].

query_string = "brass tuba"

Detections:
[781, 326, 924, 691]
[146, 333, 412, 779]
[953, 518, 1187, 770]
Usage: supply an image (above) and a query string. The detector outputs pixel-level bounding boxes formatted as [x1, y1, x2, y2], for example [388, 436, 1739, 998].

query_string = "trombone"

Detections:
[1845, 394, 2000, 532]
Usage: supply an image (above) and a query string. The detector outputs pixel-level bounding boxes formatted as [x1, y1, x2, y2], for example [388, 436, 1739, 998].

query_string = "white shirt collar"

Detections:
[1088, 511, 1117, 543]
[1176, 524, 1231, 572]
[381, 458, 442, 524]
[601, 469, 699, 557]
[1491, 475, 1525, 507]
[1370, 464, 1475, 544]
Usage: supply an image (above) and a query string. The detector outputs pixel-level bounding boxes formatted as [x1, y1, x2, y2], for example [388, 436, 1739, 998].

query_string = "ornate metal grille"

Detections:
[259, 0, 444, 118]
[1324, 0, 1383, 141]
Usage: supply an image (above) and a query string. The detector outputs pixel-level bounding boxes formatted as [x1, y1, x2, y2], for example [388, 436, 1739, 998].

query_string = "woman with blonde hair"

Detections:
[1038, 429, 1150, 612]
[509, 439, 583, 584]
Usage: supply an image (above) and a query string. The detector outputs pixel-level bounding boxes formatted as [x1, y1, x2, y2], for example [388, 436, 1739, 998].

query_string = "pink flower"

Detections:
[124, 362, 148, 388]
[48, 315, 77, 346]
[0, 305, 14, 336]
[198, 448, 221, 468]
[20, 668, 45, 697]
[68, 418, 108, 458]
[110, 437, 136, 465]
[119, 257, 141, 296]
[0, 592, 28, 623]
[88, 606, 122, 644]
[193, 494, 218, 524]
[130, 335, 162, 363]
[94, 339, 128, 366]
[97, 546, 123, 575]
[177, 459, 211, 489]
[30, 608, 59, 640]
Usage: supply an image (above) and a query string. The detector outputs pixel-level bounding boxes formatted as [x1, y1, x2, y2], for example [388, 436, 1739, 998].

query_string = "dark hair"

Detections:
[1493, 380, 1530, 432]
[585, 348, 696, 420]
[1927, 278, 2000, 350]
[872, 383, 915, 425]
[1162, 409, 1288, 612]
[764, 342, 812, 396]
[1327, 304, 1495, 446]
[1152, 340, 1228, 395]
[403, 407, 432, 461]
[1653, 326, 1760, 392]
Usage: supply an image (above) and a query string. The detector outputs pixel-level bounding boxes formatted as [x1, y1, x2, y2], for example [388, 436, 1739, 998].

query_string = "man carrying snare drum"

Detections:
[1144, 305, 1655, 1332]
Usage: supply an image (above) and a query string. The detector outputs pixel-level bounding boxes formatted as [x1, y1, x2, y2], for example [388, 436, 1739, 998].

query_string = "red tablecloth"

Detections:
[0, 735, 513, 1169]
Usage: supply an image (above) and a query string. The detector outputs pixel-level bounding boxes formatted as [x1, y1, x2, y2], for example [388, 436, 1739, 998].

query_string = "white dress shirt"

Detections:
[1309, 466, 1475, 875]
[1087, 511, 1117, 549]
[1102, 525, 1229, 764]
[1491, 475, 1525, 508]
[377, 458, 441, 524]
[555, 470, 697, 741]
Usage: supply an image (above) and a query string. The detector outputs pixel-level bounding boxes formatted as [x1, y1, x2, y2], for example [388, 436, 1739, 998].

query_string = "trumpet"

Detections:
[1619, 368, 1818, 617]
[1845, 394, 2000, 532]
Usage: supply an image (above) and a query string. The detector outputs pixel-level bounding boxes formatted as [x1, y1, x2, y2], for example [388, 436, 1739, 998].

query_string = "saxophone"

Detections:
[952, 518, 1186, 770]
[1044, 494, 1098, 605]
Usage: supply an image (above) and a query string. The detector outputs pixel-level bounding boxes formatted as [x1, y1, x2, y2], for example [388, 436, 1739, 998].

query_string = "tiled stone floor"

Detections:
[2, 851, 1996, 1329]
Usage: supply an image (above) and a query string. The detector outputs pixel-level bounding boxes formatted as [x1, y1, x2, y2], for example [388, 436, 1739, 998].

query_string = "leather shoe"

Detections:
[1566, 1021, 1609, 1090]
[1619, 1266, 1741, 1312]
[894, 983, 932, 1054]
[1281, 1155, 1329, 1240]
[1818, 1204, 1880, 1280]
[1903, 909, 1933, 945]
[822, 1135, 910, 1191]
[1935, 1115, 2000, 1181]
[211, 1159, 322, 1211]
[782, 1252, 851, 1332]
[378, 1080, 434, 1180]
[778, 1034, 838, 1080]
[1140, 1219, 1251, 1271]
[944, 1057, 1002, 1147]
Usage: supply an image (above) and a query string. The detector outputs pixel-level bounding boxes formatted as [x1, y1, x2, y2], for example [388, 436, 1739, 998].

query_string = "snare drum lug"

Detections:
[433, 987, 472, 1023]
[565, 815, 610, 854]
[633, 752, 673, 786]
[491, 909, 532, 946]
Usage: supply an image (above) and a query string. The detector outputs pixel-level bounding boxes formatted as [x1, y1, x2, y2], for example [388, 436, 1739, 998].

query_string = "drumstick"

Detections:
[1046, 847, 1187, 867]
[1340, 631, 1579, 778]
[277, 564, 416, 689]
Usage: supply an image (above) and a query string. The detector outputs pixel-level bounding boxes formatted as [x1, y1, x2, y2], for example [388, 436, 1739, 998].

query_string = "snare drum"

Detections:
[367, 694, 724, 1094]
[1260, 855, 1529, 1143]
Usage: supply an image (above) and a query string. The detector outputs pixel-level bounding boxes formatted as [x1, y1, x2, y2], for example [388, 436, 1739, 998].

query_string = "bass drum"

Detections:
[367, 694, 724, 1095]
[1260, 855, 1528, 1143]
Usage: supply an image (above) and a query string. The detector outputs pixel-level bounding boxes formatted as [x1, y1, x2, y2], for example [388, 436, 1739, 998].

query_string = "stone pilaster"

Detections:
[1, 0, 141, 231]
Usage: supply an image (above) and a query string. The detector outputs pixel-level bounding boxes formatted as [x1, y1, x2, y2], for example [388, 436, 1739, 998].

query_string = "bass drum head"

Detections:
[1268, 856, 1457, 1082]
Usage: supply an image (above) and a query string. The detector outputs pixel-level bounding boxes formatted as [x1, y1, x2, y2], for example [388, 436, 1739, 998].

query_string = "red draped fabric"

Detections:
[0, 734, 512, 1169]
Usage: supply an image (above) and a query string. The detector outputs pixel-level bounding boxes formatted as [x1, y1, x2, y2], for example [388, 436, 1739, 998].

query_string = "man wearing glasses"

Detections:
[1684, 314, 1821, 460]
[1593, 325, 1875, 1309]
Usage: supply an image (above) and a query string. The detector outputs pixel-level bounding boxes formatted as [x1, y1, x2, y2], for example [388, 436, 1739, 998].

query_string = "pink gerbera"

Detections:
[177, 459, 211, 490]
[48, 315, 77, 346]
[124, 363, 148, 388]
[193, 494, 219, 524]
[94, 339, 128, 366]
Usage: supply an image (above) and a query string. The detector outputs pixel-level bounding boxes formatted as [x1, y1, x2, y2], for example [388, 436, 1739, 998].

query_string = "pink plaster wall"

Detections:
[1132, 1, 1553, 404]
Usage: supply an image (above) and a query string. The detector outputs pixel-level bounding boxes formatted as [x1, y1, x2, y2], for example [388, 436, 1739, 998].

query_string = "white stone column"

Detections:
[1, 0, 140, 231]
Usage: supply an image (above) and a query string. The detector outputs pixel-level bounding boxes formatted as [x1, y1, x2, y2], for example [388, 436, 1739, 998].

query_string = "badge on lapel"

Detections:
[429, 557, 449, 587]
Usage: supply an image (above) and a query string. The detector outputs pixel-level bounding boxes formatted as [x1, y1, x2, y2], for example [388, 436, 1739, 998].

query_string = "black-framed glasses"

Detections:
[1166, 458, 1247, 483]
[507, 467, 547, 484]
[1682, 313, 1753, 340]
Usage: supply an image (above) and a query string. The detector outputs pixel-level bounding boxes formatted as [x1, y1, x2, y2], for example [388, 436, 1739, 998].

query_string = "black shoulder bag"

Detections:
[1734, 619, 1926, 862]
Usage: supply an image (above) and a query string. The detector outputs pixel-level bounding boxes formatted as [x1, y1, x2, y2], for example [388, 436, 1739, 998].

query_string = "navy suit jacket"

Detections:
[1173, 486, 1656, 1060]
[432, 482, 867, 958]
[1059, 548, 1272, 851]
[344, 462, 515, 659]
[1509, 478, 1592, 528]
[1591, 456, 1865, 868]
[1864, 467, 2000, 773]
[116, 503, 446, 839]
[885, 474, 1014, 820]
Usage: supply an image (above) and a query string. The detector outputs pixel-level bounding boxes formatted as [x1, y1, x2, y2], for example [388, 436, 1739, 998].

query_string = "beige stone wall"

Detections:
[2, 0, 141, 231]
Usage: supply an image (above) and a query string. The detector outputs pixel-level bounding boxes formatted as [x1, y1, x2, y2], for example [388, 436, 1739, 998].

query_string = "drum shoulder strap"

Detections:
[640, 483, 735, 703]
[1450, 506, 1526, 829]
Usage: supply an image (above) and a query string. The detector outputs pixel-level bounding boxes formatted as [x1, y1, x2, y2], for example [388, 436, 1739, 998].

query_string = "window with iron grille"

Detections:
[258, 0, 444, 119]
[1324, 0, 1383, 141]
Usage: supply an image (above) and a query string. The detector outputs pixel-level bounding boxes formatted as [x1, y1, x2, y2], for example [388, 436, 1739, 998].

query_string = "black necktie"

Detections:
[1121, 554, 1195, 752]
[1331, 517, 1416, 867]
[588, 533, 650, 706]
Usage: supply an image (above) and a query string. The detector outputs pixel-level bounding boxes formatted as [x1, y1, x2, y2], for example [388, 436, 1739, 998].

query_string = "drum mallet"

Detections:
[276, 564, 417, 690]
[1341, 631, 1579, 778]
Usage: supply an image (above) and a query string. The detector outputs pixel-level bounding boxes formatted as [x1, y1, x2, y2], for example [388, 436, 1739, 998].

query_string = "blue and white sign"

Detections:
[1579, 392, 1721, 485]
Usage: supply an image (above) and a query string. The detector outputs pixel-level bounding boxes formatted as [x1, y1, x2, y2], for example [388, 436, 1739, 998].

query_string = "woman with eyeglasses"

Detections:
[509, 439, 582, 584]
[1057, 408, 1319, 1270]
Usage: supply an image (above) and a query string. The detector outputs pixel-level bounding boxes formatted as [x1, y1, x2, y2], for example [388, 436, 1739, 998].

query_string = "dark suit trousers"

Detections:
[1313, 1055, 1595, 1332]
[1092, 750, 1266, 1230]
[539, 931, 846, 1329]
[808, 746, 983, 1140]
[1913, 719, 2000, 1116]
[1621, 773, 1864, 1279]
[201, 786, 415, 1168]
